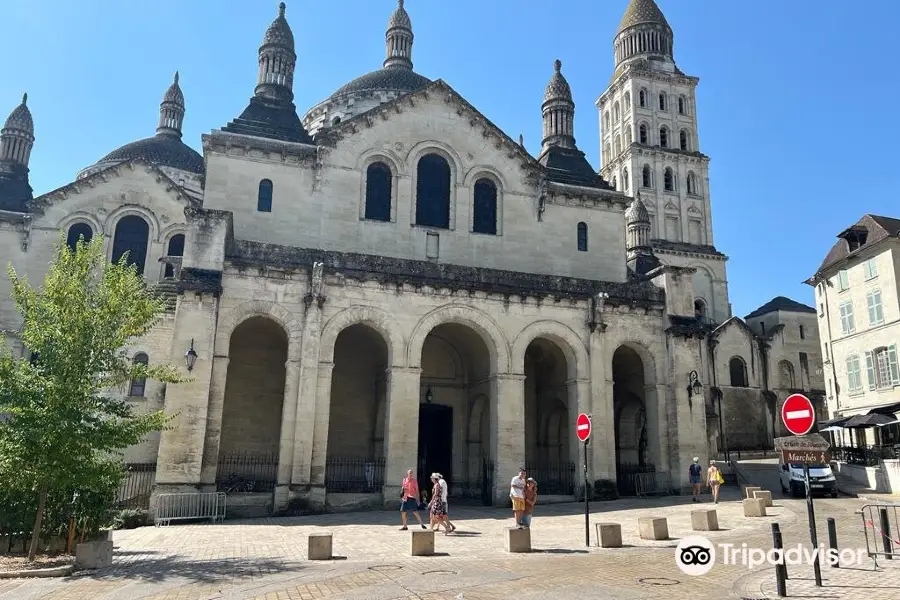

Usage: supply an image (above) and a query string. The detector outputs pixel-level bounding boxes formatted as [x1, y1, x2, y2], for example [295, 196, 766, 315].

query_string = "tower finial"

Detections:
[279, 2, 286, 17]
[554, 59, 561, 73]
[384, 0, 414, 70]
[255, 2, 297, 101]
[22, 93, 27, 105]
[157, 73, 186, 138]
[541, 59, 575, 151]
[398, 0, 404, 7]
[174, 71, 179, 84]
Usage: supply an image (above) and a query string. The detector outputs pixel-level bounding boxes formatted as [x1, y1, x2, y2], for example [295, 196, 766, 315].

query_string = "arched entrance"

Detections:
[524, 338, 575, 495]
[612, 345, 654, 495]
[420, 323, 492, 503]
[324, 324, 389, 495]
[216, 317, 288, 493]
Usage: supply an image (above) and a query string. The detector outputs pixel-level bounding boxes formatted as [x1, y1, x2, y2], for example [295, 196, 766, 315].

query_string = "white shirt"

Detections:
[510, 475, 525, 498]
[439, 478, 448, 503]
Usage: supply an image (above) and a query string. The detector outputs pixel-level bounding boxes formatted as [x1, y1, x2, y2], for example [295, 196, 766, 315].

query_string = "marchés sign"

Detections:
[781, 449, 830, 465]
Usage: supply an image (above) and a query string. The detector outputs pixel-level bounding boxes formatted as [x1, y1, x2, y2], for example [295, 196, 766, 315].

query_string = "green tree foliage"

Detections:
[0, 234, 184, 559]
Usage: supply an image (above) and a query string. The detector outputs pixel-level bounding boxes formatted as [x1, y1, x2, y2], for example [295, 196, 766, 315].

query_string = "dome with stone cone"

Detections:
[162, 72, 184, 106]
[543, 60, 572, 103]
[617, 0, 671, 34]
[3, 94, 33, 135]
[262, 3, 294, 49]
[388, 0, 411, 29]
[625, 194, 651, 223]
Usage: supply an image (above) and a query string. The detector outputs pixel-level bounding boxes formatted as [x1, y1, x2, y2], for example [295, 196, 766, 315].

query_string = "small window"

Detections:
[863, 258, 878, 280]
[760, 321, 766, 335]
[639, 124, 648, 144]
[839, 300, 855, 334]
[663, 167, 674, 191]
[678, 96, 685, 114]
[819, 303, 824, 317]
[639, 89, 647, 107]
[659, 127, 668, 148]
[799, 324, 805, 339]
[614, 102, 620, 122]
[837, 269, 849, 291]
[577, 222, 588, 252]
[729, 356, 748, 387]
[473, 178, 498, 235]
[658, 93, 667, 111]
[129, 352, 149, 397]
[604, 111, 610, 130]
[846, 354, 862, 393]
[680, 130, 689, 151]
[625, 126, 633, 146]
[66, 223, 93, 251]
[866, 345, 900, 390]
[331, 116, 342, 126]
[364, 162, 392, 222]
[615, 135, 622, 155]
[415, 153, 452, 229]
[257, 179, 273, 212]
[624, 92, 631, 109]
[867, 289, 884, 325]
[642, 164, 652, 188]
[686, 172, 696, 195]
[623, 167, 629, 191]
[694, 299, 706, 319]
[164, 233, 185, 278]
[612, 176, 618, 190]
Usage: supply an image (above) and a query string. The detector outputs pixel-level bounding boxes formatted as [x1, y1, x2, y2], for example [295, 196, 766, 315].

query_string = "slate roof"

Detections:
[744, 296, 816, 320]
[538, 147, 611, 189]
[811, 214, 900, 278]
[221, 96, 312, 144]
[618, 0, 671, 34]
[329, 68, 431, 100]
[97, 134, 204, 174]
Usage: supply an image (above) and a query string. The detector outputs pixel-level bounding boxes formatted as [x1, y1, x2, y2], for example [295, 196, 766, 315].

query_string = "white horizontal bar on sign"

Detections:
[577, 424, 590, 431]
[786, 409, 811, 420]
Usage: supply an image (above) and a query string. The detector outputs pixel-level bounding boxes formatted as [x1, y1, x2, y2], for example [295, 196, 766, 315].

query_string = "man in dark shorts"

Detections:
[689, 457, 703, 502]
[400, 468, 426, 530]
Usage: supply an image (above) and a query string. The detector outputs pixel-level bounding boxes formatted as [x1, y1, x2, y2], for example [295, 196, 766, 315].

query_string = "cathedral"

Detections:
[0, 1, 823, 515]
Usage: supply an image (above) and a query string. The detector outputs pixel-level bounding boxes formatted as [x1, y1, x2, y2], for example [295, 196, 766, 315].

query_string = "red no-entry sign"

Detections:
[782, 393, 816, 436]
[576, 413, 592, 442]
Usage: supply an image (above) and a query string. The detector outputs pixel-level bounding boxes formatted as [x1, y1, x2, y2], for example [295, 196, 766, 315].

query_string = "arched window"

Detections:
[472, 178, 497, 235]
[642, 164, 652, 188]
[604, 143, 611, 162]
[658, 93, 667, 111]
[680, 129, 689, 151]
[129, 352, 149, 397]
[664, 167, 675, 191]
[257, 179, 273, 212]
[614, 135, 622, 155]
[625, 126, 633, 146]
[614, 102, 620, 122]
[66, 223, 93, 251]
[164, 233, 185, 278]
[729, 356, 749, 387]
[694, 299, 707, 320]
[415, 153, 451, 229]
[779, 360, 795, 389]
[623, 167, 630, 191]
[659, 127, 669, 148]
[639, 89, 647, 107]
[364, 162, 392, 222]
[639, 124, 648, 144]
[686, 172, 697, 195]
[624, 92, 631, 109]
[111, 215, 149, 275]
[331, 116, 342, 126]
[577, 222, 588, 252]
[678, 96, 686, 115]
[612, 176, 618, 190]
[604, 111, 610, 130]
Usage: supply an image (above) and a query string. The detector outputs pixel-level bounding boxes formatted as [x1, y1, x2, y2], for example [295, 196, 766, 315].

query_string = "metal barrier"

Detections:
[859, 503, 900, 565]
[154, 492, 227, 527]
[635, 471, 674, 498]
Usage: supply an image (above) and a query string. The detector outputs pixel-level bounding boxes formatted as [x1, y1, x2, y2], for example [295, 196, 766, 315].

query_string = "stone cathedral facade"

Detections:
[0, 1, 821, 515]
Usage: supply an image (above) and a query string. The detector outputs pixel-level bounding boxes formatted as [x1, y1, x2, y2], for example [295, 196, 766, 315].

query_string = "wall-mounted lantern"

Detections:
[185, 338, 198, 371]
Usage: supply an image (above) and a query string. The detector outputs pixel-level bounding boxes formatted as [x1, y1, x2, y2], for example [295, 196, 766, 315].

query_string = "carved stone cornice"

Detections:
[202, 131, 318, 167]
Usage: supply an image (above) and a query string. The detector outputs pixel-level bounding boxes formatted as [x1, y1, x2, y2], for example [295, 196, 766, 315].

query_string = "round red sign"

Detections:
[781, 393, 815, 436]
[576, 413, 592, 442]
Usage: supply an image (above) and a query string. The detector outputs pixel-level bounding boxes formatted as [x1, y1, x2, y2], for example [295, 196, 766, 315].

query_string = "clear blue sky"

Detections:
[2, 0, 898, 318]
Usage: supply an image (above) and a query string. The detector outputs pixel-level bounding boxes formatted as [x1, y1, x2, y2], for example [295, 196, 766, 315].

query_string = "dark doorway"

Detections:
[417, 404, 453, 496]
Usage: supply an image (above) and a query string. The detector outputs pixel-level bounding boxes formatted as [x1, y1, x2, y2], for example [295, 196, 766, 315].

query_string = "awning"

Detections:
[867, 402, 900, 416]
[821, 416, 852, 428]
[845, 413, 898, 428]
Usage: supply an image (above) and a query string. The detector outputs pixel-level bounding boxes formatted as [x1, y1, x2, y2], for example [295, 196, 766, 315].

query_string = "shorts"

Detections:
[511, 497, 525, 511]
[400, 498, 419, 512]
[690, 475, 701, 484]
[521, 513, 532, 527]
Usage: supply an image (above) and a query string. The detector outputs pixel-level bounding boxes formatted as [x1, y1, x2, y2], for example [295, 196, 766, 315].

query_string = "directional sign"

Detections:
[781, 449, 830, 465]
[775, 434, 831, 451]
[781, 393, 816, 436]
[576, 413, 592, 443]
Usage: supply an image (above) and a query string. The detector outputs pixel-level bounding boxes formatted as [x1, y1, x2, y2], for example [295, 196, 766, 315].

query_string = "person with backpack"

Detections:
[689, 457, 703, 502]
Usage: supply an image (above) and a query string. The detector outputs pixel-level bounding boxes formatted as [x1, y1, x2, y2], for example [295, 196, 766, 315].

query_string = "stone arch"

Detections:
[610, 340, 659, 386]
[57, 211, 103, 237]
[463, 165, 509, 191]
[357, 147, 405, 177]
[511, 320, 589, 380]
[105, 205, 161, 244]
[215, 300, 302, 361]
[320, 305, 406, 368]
[407, 304, 510, 375]
[407, 140, 464, 182]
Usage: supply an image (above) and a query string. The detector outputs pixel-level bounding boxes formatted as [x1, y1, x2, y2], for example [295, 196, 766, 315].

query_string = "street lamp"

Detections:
[424, 386, 433, 404]
[687, 370, 703, 396]
[185, 339, 198, 371]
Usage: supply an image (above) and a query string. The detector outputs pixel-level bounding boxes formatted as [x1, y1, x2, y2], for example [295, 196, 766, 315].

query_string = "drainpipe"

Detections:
[820, 280, 841, 415]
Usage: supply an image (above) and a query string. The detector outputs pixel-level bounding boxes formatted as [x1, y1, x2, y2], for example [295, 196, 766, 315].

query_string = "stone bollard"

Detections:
[410, 529, 435, 556]
[744, 485, 762, 499]
[742, 498, 767, 517]
[74, 540, 113, 570]
[506, 527, 532, 553]
[638, 517, 669, 541]
[753, 490, 773, 508]
[308, 533, 333, 560]
[595, 523, 623, 548]
[691, 509, 719, 531]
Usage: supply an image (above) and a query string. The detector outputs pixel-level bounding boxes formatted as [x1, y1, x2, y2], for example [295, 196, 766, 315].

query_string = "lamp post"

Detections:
[424, 386, 433, 404]
[185, 338, 198, 371]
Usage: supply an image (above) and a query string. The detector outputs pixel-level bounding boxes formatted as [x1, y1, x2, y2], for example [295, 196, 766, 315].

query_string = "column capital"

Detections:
[493, 372, 527, 382]
[566, 378, 591, 386]
[316, 361, 335, 372]
[387, 366, 422, 375]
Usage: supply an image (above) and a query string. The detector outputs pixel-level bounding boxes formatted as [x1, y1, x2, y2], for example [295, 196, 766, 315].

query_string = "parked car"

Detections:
[779, 462, 838, 498]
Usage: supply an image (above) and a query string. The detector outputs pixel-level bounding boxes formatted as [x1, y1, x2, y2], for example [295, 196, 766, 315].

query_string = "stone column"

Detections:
[382, 366, 421, 506]
[290, 298, 325, 490]
[567, 378, 592, 488]
[491, 373, 526, 504]
[307, 362, 334, 508]
[274, 356, 301, 510]
[590, 330, 616, 481]
[198, 355, 229, 487]
[645, 383, 670, 473]
[668, 337, 708, 489]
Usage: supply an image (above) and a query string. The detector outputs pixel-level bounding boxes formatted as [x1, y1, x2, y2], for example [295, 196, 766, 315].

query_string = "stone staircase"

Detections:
[153, 279, 178, 312]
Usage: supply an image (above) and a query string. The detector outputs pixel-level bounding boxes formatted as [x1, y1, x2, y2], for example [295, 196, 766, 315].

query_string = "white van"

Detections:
[779, 461, 838, 498]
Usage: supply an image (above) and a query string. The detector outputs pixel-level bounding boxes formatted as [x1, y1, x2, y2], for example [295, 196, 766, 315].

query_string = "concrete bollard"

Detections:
[506, 527, 532, 553]
[753, 490, 773, 508]
[595, 523, 623, 548]
[691, 509, 719, 531]
[308, 533, 333, 560]
[638, 517, 669, 541]
[742, 498, 767, 517]
[410, 529, 435, 556]
[74, 540, 113, 570]
[744, 485, 762, 499]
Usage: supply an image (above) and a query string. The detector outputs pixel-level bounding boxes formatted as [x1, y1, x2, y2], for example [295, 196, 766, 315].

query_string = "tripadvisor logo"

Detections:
[676, 536, 716, 576]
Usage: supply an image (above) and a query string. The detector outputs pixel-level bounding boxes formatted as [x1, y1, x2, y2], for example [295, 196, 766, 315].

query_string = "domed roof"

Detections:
[543, 60, 572, 103]
[3, 94, 33, 135]
[625, 195, 651, 223]
[388, 0, 411, 29]
[330, 67, 431, 100]
[262, 3, 294, 49]
[98, 134, 204, 174]
[618, 0, 670, 34]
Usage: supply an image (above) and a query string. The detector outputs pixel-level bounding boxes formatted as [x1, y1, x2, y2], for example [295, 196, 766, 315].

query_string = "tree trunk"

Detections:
[27, 484, 48, 561]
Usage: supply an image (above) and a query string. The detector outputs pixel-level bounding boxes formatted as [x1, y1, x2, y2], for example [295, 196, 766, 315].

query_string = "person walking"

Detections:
[521, 478, 538, 528]
[509, 468, 527, 527]
[399, 468, 427, 530]
[437, 474, 457, 533]
[707, 460, 723, 504]
[428, 473, 450, 533]
[689, 457, 703, 502]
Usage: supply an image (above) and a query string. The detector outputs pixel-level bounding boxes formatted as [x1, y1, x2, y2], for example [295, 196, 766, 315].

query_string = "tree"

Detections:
[0, 234, 183, 560]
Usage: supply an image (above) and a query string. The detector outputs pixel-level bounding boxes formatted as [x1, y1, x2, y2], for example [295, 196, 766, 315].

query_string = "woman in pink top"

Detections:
[399, 468, 426, 530]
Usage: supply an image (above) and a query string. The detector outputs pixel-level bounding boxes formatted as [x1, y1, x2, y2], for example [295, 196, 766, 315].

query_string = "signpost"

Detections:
[576, 413, 592, 548]
[776, 395, 830, 589]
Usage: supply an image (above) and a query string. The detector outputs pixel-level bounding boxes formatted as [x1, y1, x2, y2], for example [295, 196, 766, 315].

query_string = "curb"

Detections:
[0, 564, 74, 579]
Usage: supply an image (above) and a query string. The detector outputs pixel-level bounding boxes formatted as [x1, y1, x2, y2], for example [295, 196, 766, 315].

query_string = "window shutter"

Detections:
[865, 351, 876, 390]
[888, 345, 900, 385]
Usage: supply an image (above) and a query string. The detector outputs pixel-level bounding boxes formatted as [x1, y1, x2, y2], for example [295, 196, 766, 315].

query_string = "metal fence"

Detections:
[524, 461, 576, 495]
[325, 457, 386, 493]
[154, 492, 226, 526]
[860, 503, 900, 564]
[616, 463, 656, 496]
[216, 452, 279, 493]
[833, 445, 897, 467]
[116, 462, 156, 509]
[635, 471, 675, 497]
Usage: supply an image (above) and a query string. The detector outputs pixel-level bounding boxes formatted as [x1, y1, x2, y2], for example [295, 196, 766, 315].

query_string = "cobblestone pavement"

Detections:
[1, 462, 899, 599]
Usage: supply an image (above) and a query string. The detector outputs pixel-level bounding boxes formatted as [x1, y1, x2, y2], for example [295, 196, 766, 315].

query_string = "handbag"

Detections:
[715, 470, 724, 484]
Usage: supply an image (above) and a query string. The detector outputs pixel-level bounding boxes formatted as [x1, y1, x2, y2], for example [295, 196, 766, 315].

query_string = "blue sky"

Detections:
[2, 0, 898, 318]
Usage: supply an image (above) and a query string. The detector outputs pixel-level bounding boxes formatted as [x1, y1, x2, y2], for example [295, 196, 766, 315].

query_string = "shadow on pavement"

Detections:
[67, 555, 307, 584]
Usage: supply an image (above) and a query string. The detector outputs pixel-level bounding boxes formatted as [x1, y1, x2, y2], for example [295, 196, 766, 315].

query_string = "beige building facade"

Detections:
[0, 1, 818, 515]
